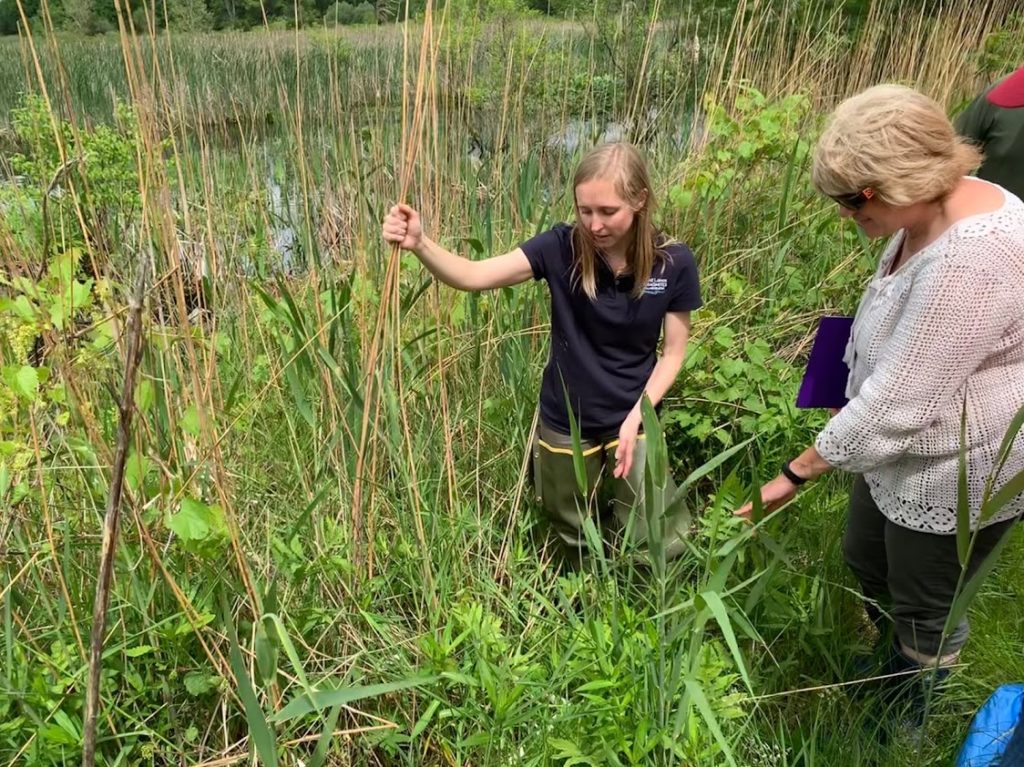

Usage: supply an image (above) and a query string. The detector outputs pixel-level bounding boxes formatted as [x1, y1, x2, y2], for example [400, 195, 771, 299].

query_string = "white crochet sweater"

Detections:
[816, 184, 1024, 533]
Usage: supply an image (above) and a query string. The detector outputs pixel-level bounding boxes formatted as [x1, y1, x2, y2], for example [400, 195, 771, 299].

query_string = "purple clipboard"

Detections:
[796, 316, 854, 409]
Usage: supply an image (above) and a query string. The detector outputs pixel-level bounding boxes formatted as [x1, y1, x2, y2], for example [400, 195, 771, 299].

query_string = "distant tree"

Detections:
[324, 0, 353, 24]
[374, 0, 397, 22]
[63, 0, 99, 33]
[130, 1, 161, 33]
[213, 0, 264, 29]
[290, 0, 320, 27]
[352, 0, 373, 22]
[324, 0, 373, 25]
[166, 0, 214, 30]
[0, 0, 27, 35]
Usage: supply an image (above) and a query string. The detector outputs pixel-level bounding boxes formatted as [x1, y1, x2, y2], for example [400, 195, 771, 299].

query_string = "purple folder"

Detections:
[796, 316, 854, 409]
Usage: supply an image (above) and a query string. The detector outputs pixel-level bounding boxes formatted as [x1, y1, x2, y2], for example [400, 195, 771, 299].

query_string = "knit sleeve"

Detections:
[816, 257, 1016, 473]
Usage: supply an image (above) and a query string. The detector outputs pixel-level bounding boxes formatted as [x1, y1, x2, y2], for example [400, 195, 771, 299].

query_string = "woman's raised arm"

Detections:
[382, 203, 534, 292]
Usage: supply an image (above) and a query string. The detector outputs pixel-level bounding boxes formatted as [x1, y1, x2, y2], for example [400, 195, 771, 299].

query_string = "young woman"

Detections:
[382, 143, 703, 562]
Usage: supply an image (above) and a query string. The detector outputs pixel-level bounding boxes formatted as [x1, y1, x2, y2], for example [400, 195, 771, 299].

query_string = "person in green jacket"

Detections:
[956, 65, 1024, 199]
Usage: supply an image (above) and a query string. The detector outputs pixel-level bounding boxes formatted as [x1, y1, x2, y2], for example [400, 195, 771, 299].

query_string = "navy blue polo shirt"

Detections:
[520, 223, 702, 439]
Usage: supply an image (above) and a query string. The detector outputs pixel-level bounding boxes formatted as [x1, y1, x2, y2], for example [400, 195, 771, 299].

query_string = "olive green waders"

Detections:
[530, 419, 689, 561]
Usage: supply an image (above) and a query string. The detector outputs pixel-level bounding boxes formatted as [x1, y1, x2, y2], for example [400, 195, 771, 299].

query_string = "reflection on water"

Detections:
[264, 109, 700, 270]
[546, 119, 628, 153]
[544, 108, 697, 155]
[267, 173, 301, 273]
[0, 106, 703, 277]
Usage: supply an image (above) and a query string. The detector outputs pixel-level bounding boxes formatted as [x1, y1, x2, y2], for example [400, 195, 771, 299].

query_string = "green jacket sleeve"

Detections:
[954, 92, 995, 146]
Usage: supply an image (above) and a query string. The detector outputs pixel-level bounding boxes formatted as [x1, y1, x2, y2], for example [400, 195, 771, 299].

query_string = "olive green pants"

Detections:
[530, 419, 688, 560]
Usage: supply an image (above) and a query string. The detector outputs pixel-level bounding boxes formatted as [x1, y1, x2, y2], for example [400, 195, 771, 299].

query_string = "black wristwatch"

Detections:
[781, 461, 808, 486]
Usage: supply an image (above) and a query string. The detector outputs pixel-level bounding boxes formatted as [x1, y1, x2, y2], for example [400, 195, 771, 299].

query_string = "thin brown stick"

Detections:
[0, 551, 41, 602]
[81, 260, 149, 767]
[743, 663, 968, 703]
[352, 0, 435, 577]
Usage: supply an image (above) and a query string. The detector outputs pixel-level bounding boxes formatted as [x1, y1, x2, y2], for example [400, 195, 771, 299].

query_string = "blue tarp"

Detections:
[957, 684, 1024, 767]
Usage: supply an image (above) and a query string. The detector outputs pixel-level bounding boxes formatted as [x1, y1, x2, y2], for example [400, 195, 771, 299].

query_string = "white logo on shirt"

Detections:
[643, 277, 668, 295]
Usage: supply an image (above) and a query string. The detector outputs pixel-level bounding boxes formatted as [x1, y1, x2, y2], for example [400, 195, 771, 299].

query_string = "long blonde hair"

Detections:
[570, 143, 668, 300]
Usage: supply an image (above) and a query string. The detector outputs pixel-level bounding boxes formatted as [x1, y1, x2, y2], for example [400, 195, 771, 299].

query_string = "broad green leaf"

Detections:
[683, 679, 738, 767]
[548, 738, 596, 765]
[135, 380, 155, 414]
[283, 361, 315, 428]
[254, 620, 279, 686]
[49, 295, 68, 330]
[41, 721, 78, 746]
[90, 317, 116, 351]
[50, 250, 77, 288]
[124, 451, 151, 494]
[184, 671, 218, 697]
[66, 436, 99, 469]
[5, 365, 39, 402]
[409, 699, 440, 740]
[52, 709, 81, 739]
[262, 614, 310, 689]
[982, 467, 1024, 522]
[169, 497, 214, 541]
[980, 403, 1024, 523]
[705, 548, 740, 595]
[561, 382, 588, 498]
[11, 295, 36, 322]
[991, 402, 1024, 479]
[71, 278, 93, 311]
[640, 395, 665, 488]
[168, 497, 228, 556]
[678, 437, 755, 492]
[698, 591, 752, 692]
[458, 731, 493, 749]
[713, 325, 736, 349]
[181, 404, 202, 436]
[306, 703, 344, 767]
[944, 523, 1017, 636]
[222, 593, 278, 767]
[174, 611, 216, 636]
[575, 679, 616, 693]
[252, 283, 281, 314]
[271, 676, 437, 722]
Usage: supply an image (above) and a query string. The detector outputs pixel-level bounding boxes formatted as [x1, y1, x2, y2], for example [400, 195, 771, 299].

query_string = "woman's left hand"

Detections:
[734, 474, 799, 521]
[614, 410, 642, 479]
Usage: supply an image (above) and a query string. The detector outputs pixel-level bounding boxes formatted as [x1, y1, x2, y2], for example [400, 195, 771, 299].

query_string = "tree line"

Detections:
[0, 0, 945, 39]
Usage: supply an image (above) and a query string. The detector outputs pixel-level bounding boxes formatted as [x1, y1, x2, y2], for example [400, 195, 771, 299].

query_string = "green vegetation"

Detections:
[1, 0, 1023, 765]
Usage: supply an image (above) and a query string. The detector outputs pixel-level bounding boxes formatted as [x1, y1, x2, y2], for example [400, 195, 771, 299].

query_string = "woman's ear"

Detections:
[633, 189, 649, 211]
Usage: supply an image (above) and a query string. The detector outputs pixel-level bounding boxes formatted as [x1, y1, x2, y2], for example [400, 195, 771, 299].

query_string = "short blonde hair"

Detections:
[812, 84, 982, 207]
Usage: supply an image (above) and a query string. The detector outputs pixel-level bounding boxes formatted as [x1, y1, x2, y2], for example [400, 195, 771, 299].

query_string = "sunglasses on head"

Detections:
[830, 188, 875, 211]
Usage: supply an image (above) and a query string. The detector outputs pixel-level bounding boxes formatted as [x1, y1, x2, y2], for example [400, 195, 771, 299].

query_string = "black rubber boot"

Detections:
[877, 640, 951, 728]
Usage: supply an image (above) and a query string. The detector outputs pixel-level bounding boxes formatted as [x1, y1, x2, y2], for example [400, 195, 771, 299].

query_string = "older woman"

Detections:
[739, 85, 1024, 695]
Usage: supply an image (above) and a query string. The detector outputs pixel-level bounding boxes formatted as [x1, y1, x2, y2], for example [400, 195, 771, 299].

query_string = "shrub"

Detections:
[323, 0, 375, 26]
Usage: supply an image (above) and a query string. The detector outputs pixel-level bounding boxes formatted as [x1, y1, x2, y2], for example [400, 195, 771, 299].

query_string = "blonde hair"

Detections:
[570, 142, 668, 300]
[812, 84, 982, 207]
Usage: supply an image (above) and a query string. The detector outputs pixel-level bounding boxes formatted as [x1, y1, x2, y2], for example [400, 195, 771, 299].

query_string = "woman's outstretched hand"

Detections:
[734, 474, 798, 521]
[382, 203, 423, 252]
